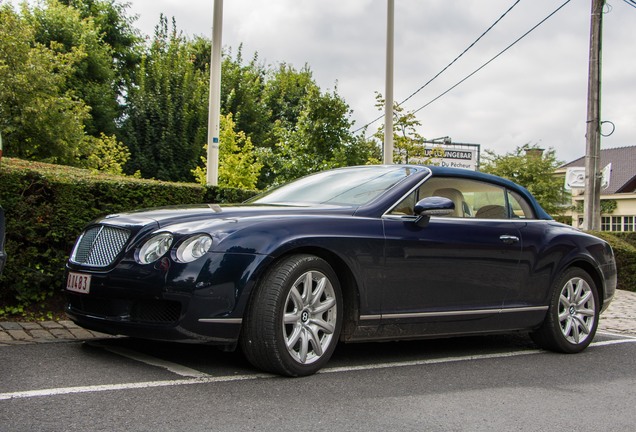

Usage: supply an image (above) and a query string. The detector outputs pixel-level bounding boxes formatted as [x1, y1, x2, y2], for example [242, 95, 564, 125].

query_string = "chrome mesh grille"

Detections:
[71, 226, 131, 267]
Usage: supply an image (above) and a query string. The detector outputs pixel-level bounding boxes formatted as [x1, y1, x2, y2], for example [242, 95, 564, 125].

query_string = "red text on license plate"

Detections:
[67, 272, 91, 294]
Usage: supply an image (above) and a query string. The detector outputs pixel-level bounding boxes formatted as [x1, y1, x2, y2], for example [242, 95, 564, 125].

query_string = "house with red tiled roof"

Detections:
[557, 145, 636, 231]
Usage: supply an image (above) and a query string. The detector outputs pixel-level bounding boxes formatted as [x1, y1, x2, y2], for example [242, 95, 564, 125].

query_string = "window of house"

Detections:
[600, 215, 636, 232]
[601, 217, 611, 231]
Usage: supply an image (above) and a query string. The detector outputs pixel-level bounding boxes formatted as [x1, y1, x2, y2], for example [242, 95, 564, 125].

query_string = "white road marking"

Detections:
[95, 343, 210, 378]
[2, 337, 635, 401]
[597, 330, 636, 340]
[0, 375, 271, 401]
[318, 349, 545, 374]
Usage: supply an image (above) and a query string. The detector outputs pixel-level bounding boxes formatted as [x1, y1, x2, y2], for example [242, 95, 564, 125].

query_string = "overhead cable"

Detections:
[352, 0, 522, 134]
[623, 0, 636, 9]
[411, 0, 573, 116]
[354, 0, 575, 134]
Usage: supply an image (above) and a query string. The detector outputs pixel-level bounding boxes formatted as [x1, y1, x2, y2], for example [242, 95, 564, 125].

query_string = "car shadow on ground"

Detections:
[82, 332, 541, 376]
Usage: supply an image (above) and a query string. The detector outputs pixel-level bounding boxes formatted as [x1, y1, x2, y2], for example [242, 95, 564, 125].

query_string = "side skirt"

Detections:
[344, 306, 548, 343]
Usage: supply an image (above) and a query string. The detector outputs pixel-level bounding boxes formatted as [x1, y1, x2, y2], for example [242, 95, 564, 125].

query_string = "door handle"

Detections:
[499, 235, 519, 244]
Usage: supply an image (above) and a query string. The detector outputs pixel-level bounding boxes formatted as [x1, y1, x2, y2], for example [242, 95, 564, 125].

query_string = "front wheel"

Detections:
[240, 254, 342, 376]
[531, 268, 599, 353]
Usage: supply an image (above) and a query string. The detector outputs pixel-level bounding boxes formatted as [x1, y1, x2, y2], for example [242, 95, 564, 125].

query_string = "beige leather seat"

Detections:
[432, 188, 468, 217]
[475, 205, 508, 219]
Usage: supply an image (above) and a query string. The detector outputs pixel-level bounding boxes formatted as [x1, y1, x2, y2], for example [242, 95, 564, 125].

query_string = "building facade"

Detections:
[558, 145, 636, 232]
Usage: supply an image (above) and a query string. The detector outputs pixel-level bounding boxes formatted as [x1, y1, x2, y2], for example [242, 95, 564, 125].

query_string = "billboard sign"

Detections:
[412, 145, 479, 171]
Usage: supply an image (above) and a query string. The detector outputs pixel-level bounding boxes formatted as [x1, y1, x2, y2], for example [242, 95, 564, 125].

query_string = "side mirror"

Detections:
[413, 196, 455, 227]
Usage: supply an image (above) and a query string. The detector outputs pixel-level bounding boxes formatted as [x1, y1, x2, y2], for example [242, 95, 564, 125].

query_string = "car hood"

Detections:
[95, 204, 358, 229]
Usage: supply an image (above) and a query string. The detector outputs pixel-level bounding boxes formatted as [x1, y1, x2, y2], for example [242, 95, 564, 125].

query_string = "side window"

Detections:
[507, 190, 535, 219]
[389, 191, 416, 216]
[416, 177, 509, 219]
[387, 177, 532, 220]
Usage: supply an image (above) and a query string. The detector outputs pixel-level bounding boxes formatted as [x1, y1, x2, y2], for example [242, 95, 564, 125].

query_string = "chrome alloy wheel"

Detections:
[558, 277, 596, 345]
[283, 270, 338, 365]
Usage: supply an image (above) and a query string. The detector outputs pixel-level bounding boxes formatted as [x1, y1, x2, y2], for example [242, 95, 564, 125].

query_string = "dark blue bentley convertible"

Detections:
[65, 165, 617, 376]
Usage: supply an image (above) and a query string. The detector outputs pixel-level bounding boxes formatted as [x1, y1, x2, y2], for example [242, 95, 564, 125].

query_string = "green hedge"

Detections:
[0, 158, 257, 314]
[589, 231, 636, 293]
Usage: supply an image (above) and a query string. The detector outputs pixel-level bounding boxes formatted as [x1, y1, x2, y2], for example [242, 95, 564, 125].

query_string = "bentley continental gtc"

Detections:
[65, 165, 616, 376]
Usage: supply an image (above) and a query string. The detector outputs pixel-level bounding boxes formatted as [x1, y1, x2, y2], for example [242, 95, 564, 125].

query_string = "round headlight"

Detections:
[175, 234, 213, 263]
[137, 233, 173, 264]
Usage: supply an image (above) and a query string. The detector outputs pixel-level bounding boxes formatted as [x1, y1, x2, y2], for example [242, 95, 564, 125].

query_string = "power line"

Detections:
[411, 0, 573, 116]
[352, 0, 521, 134]
[400, 0, 522, 107]
[623, 0, 636, 9]
[354, 0, 573, 134]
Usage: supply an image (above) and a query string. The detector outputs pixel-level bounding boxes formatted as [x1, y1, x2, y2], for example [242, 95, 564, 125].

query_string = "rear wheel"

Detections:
[531, 268, 599, 353]
[241, 254, 342, 376]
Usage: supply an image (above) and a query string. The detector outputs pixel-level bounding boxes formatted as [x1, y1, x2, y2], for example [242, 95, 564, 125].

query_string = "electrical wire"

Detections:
[623, 0, 636, 9]
[352, 0, 522, 134]
[411, 0, 573, 116]
[400, 1, 522, 107]
[354, 0, 574, 134]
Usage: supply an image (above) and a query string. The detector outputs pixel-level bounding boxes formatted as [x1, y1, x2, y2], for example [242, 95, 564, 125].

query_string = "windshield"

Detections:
[250, 166, 419, 206]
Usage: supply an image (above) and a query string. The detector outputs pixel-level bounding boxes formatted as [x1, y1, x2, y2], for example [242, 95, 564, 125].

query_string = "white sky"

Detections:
[15, 0, 636, 163]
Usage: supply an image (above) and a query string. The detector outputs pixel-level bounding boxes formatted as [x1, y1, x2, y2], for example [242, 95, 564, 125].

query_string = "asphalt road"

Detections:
[1, 332, 635, 432]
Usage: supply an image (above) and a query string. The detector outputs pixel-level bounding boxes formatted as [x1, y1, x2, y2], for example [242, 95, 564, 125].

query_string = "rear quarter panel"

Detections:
[509, 221, 616, 308]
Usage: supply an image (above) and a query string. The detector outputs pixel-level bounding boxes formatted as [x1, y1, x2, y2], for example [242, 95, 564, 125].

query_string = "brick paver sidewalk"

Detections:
[0, 320, 112, 346]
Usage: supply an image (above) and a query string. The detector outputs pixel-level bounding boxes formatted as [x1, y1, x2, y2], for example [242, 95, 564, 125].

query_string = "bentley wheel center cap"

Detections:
[301, 310, 310, 323]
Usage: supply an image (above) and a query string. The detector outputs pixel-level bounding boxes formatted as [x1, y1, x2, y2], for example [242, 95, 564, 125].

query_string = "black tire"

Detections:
[240, 254, 343, 377]
[531, 267, 599, 353]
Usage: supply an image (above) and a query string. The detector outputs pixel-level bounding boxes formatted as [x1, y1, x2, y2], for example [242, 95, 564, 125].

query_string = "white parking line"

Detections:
[95, 343, 210, 378]
[0, 374, 270, 401]
[319, 349, 544, 374]
[597, 330, 636, 340]
[2, 337, 636, 401]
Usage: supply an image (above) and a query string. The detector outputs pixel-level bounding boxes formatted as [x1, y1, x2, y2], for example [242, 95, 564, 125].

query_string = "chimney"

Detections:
[525, 148, 544, 158]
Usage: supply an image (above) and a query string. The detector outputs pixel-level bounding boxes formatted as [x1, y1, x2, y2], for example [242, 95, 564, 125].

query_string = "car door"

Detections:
[380, 177, 526, 319]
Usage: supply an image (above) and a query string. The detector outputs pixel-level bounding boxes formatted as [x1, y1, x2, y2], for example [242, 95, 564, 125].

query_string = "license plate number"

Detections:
[67, 272, 91, 294]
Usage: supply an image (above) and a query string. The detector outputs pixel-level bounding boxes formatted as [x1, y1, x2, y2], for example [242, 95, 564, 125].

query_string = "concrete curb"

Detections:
[1, 290, 635, 346]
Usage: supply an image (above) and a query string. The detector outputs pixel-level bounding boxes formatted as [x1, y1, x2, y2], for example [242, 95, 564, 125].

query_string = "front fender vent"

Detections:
[70, 225, 131, 267]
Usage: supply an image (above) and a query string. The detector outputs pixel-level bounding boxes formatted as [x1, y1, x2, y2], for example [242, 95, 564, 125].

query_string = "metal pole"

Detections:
[583, 0, 604, 230]
[206, 0, 223, 186]
[383, 0, 395, 164]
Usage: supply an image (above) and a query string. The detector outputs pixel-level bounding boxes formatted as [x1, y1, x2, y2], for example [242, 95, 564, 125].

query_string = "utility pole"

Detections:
[383, 0, 395, 164]
[206, 0, 223, 186]
[583, 0, 604, 230]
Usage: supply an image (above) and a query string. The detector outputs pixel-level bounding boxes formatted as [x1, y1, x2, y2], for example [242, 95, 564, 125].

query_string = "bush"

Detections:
[0, 158, 258, 316]
[590, 231, 636, 293]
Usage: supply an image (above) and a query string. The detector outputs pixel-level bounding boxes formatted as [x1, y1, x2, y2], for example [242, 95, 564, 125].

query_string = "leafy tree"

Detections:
[374, 93, 427, 164]
[0, 4, 90, 164]
[115, 14, 371, 187]
[82, 133, 131, 175]
[220, 46, 270, 148]
[193, 113, 262, 189]
[58, 0, 142, 93]
[344, 132, 382, 166]
[263, 64, 315, 131]
[481, 144, 566, 216]
[121, 15, 209, 181]
[24, 0, 120, 136]
[265, 85, 363, 184]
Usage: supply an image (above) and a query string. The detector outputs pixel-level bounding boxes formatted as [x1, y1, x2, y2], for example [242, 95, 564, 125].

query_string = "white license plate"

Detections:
[67, 272, 91, 294]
